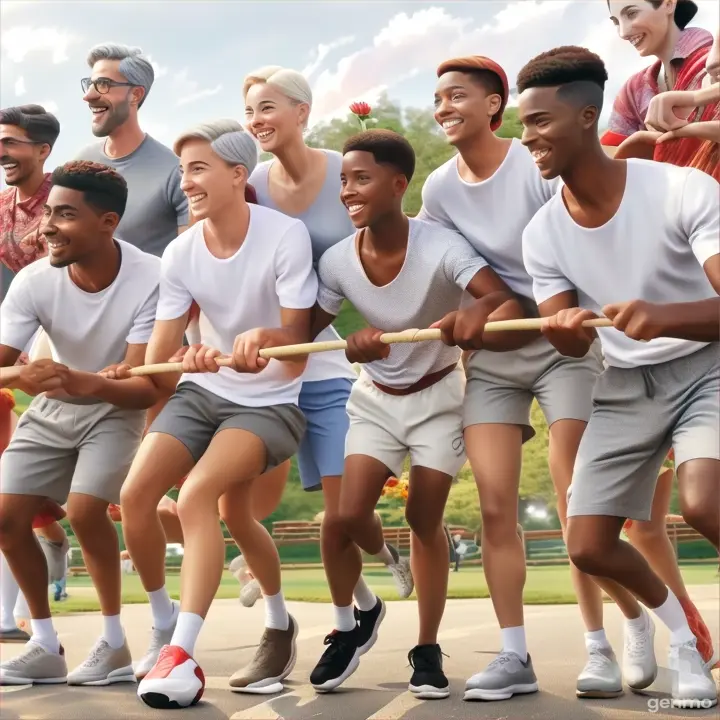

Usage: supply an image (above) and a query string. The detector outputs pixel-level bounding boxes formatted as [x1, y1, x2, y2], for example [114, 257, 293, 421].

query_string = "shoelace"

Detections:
[5, 644, 42, 668]
[407, 646, 449, 671]
[80, 639, 107, 668]
[318, 631, 355, 665]
[625, 631, 650, 660]
[486, 652, 516, 671]
[584, 647, 612, 674]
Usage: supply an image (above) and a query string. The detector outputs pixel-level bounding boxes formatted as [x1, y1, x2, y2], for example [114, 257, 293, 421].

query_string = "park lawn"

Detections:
[51, 563, 719, 615]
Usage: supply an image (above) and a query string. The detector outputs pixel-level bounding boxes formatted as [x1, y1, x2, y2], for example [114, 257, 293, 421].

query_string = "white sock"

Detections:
[102, 614, 125, 649]
[650, 589, 695, 645]
[501, 626, 528, 662]
[585, 629, 610, 650]
[334, 604, 357, 632]
[264, 591, 289, 631]
[170, 612, 204, 656]
[30, 617, 60, 653]
[625, 607, 648, 634]
[375, 544, 397, 566]
[13, 590, 29, 622]
[0, 553, 20, 629]
[353, 576, 377, 612]
[148, 587, 176, 630]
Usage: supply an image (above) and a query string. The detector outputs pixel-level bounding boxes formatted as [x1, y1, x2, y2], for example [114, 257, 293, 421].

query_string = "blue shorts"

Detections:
[297, 377, 353, 492]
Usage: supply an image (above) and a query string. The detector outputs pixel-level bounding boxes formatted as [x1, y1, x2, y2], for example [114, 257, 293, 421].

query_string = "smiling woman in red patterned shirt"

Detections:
[0, 104, 60, 302]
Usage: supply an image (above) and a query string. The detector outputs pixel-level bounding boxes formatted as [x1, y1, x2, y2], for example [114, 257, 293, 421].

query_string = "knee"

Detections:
[66, 497, 108, 535]
[337, 506, 370, 540]
[679, 493, 716, 532]
[566, 529, 615, 577]
[405, 507, 440, 546]
[0, 509, 27, 548]
[480, 501, 517, 543]
[176, 484, 216, 525]
[625, 518, 665, 546]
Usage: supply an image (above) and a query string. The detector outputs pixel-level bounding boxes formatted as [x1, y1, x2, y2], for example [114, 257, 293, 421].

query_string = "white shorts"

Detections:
[345, 366, 466, 478]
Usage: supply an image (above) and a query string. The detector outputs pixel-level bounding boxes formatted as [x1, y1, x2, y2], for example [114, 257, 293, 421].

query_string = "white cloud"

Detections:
[146, 54, 168, 79]
[14, 76, 26, 96]
[176, 84, 223, 107]
[1, 25, 79, 64]
[37, 100, 59, 114]
[301, 35, 355, 78]
[142, 119, 172, 146]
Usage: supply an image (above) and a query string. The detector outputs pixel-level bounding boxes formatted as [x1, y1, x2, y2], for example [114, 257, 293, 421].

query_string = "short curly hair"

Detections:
[50, 161, 128, 217]
[516, 46, 608, 113]
[343, 129, 415, 182]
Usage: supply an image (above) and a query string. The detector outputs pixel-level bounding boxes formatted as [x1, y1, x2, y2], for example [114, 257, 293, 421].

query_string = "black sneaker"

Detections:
[408, 644, 450, 699]
[354, 597, 386, 655]
[310, 629, 361, 693]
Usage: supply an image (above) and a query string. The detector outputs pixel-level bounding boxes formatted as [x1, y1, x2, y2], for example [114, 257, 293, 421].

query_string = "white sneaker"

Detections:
[669, 639, 718, 709]
[577, 643, 623, 698]
[623, 608, 658, 691]
[134, 603, 179, 680]
[240, 579, 262, 608]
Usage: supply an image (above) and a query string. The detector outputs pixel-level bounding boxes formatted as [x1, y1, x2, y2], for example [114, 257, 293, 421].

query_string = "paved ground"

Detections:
[1, 585, 718, 720]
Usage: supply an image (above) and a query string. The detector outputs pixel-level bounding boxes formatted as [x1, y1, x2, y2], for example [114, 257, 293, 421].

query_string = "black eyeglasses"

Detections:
[81, 77, 136, 95]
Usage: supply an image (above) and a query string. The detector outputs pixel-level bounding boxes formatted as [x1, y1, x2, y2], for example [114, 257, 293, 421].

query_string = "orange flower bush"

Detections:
[381, 476, 409, 503]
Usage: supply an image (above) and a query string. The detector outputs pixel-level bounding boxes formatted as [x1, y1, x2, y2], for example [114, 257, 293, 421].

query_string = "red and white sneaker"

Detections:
[137, 645, 205, 709]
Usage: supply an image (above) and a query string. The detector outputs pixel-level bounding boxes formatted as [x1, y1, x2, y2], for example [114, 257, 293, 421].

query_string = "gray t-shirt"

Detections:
[318, 218, 488, 388]
[250, 149, 356, 382]
[75, 135, 188, 257]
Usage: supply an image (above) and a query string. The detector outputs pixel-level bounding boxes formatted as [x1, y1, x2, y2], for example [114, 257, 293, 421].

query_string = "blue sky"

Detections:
[0, 0, 717, 169]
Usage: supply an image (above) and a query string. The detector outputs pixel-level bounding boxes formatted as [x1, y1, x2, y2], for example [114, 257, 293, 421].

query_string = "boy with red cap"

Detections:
[420, 55, 657, 701]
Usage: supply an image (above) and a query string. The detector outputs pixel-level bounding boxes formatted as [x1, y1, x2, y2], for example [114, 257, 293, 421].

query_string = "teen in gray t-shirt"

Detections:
[75, 135, 188, 256]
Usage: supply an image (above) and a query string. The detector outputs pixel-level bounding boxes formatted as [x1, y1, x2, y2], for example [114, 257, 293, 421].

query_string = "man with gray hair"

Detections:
[75, 43, 188, 257]
[113, 119, 315, 708]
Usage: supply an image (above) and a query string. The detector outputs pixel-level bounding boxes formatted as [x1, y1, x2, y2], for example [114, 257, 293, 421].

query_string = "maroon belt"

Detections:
[372, 363, 457, 396]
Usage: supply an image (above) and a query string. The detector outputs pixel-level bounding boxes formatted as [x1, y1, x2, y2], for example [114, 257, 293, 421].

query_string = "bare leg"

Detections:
[465, 424, 526, 630]
[120, 432, 194, 593]
[549, 419, 641, 624]
[157, 495, 184, 545]
[405, 467, 452, 645]
[66, 493, 120, 616]
[35, 521, 66, 545]
[250, 461, 289, 520]
[677, 459, 720, 552]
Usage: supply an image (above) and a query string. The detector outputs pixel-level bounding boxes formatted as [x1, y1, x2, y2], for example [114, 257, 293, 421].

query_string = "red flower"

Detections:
[385, 477, 399, 487]
[350, 101, 372, 118]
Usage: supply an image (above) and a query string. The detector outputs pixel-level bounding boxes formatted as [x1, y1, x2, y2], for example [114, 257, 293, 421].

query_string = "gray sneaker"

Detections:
[387, 545, 414, 599]
[0, 642, 67, 685]
[577, 643, 623, 698]
[669, 639, 718, 709]
[134, 604, 178, 680]
[0, 627, 31, 644]
[464, 651, 539, 701]
[240, 579, 262, 608]
[67, 638, 135, 686]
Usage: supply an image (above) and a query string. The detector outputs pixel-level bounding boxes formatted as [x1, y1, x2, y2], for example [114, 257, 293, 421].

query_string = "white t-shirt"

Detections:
[156, 204, 318, 407]
[522, 160, 719, 368]
[416, 138, 560, 300]
[0, 240, 160, 372]
[317, 219, 487, 387]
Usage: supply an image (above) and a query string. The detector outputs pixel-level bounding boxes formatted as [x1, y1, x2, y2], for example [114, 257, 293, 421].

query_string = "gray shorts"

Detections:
[0, 396, 145, 505]
[568, 343, 720, 521]
[148, 381, 306, 470]
[464, 337, 603, 442]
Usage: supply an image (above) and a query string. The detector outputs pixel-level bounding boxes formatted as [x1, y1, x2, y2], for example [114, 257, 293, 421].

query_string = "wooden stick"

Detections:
[125, 317, 613, 377]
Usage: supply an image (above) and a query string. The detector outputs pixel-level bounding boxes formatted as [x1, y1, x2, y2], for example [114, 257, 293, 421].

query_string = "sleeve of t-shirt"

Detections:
[522, 220, 575, 305]
[680, 168, 720, 266]
[127, 283, 159, 345]
[274, 220, 318, 309]
[601, 76, 644, 146]
[167, 166, 189, 227]
[155, 243, 194, 321]
[0, 270, 41, 351]
[316, 246, 346, 316]
[415, 172, 455, 229]
[441, 231, 489, 290]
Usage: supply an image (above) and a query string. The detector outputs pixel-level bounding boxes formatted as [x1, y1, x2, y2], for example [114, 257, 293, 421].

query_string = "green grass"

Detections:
[50, 563, 719, 615]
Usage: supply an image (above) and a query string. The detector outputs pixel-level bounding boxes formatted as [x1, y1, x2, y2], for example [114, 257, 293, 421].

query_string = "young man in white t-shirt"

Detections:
[306, 129, 523, 698]
[417, 55, 654, 700]
[0, 161, 161, 686]
[518, 46, 718, 709]
[114, 120, 316, 709]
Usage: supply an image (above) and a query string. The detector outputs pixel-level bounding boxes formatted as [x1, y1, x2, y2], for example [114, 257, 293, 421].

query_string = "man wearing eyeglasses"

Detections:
[75, 44, 188, 257]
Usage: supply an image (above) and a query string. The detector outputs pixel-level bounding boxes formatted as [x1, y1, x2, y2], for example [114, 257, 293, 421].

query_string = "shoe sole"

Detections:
[139, 679, 203, 709]
[577, 688, 624, 699]
[409, 683, 450, 699]
[0, 636, 31, 644]
[69, 666, 137, 686]
[464, 683, 539, 701]
[358, 601, 387, 656]
[312, 651, 361, 693]
[230, 616, 299, 694]
[0, 675, 67, 685]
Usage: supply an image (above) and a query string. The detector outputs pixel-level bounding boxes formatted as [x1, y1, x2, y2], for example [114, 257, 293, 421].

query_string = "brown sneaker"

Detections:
[229, 615, 298, 694]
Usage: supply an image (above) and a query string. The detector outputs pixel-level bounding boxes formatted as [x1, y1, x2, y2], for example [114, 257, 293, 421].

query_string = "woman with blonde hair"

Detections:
[229, 65, 413, 690]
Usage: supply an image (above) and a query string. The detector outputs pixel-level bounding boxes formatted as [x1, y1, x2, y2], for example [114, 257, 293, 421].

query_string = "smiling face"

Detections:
[245, 83, 308, 153]
[0, 123, 49, 186]
[83, 58, 143, 137]
[340, 150, 407, 229]
[608, 0, 674, 57]
[178, 138, 247, 221]
[433, 71, 502, 145]
[40, 185, 118, 268]
[518, 85, 598, 180]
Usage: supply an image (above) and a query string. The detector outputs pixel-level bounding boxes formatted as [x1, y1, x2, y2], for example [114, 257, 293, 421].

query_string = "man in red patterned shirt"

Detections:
[0, 104, 68, 644]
